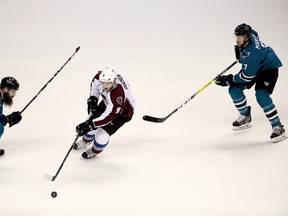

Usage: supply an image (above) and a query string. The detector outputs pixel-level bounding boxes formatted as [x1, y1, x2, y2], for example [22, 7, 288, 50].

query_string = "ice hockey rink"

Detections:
[0, 0, 287, 215]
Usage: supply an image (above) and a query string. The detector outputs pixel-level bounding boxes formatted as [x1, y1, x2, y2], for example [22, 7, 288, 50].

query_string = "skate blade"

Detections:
[271, 133, 287, 143]
[233, 122, 252, 131]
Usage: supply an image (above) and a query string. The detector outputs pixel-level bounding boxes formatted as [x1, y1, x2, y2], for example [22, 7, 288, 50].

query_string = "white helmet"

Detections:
[99, 67, 116, 83]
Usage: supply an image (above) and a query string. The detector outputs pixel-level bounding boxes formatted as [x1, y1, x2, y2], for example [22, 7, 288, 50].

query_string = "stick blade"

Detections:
[142, 115, 166, 123]
[45, 174, 55, 181]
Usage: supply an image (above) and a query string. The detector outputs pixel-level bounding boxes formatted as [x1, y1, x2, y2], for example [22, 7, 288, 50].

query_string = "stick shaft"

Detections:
[46, 134, 79, 181]
[21, 46, 80, 113]
[143, 61, 238, 123]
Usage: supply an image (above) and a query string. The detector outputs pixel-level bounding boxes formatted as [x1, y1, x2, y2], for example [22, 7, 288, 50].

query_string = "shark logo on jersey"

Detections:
[242, 51, 251, 60]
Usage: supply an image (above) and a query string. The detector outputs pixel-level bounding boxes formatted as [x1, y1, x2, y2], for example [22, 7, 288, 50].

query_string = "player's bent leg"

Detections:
[82, 128, 110, 159]
[81, 115, 132, 159]
[229, 85, 251, 130]
[255, 89, 286, 142]
[256, 89, 281, 127]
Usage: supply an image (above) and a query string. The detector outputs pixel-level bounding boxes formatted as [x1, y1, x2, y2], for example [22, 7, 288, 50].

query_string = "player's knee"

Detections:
[228, 85, 244, 98]
[92, 128, 110, 154]
[255, 89, 272, 107]
[95, 128, 110, 144]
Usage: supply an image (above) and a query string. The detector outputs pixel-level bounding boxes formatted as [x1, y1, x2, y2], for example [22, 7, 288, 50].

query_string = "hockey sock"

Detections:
[233, 96, 249, 116]
[256, 89, 281, 128]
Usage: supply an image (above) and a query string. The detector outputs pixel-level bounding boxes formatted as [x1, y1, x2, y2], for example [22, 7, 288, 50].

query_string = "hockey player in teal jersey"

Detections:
[0, 77, 22, 156]
[215, 23, 286, 143]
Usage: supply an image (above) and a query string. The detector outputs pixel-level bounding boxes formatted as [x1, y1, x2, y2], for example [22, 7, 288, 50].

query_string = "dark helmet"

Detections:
[234, 23, 252, 38]
[0, 77, 20, 90]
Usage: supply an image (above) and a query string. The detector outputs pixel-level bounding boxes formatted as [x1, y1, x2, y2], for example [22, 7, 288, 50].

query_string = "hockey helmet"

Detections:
[234, 23, 252, 38]
[99, 67, 116, 83]
[0, 77, 20, 90]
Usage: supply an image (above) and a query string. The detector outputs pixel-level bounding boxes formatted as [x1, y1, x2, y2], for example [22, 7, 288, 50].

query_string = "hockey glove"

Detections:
[215, 74, 235, 87]
[234, 45, 240, 62]
[76, 119, 96, 136]
[87, 96, 98, 114]
[7, 111, 22, 127]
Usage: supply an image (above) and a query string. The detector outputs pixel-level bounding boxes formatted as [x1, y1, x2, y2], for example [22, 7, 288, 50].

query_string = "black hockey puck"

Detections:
[51, 191, 57, 198]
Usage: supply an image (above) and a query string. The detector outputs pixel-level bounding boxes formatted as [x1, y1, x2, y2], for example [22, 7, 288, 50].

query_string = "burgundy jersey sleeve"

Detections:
[92, 84, 125, 127]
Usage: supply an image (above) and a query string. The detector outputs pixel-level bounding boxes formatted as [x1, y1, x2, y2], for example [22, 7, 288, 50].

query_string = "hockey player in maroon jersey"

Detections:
[74, 67, 135, 159]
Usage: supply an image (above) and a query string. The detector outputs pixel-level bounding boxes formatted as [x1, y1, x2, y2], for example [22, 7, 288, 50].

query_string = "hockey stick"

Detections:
[21, 46, 80, 114]
[45, 134, 80, 181]
[45, 114, 92, 181]
[143, 61, 238, 123]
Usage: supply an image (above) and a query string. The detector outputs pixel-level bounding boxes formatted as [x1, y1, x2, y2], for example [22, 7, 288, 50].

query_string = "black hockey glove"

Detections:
[7, 111, 22, 127]
[234, 45, 240, 62]
[215, 74, 235, 87]
[76, 119, 96, 136]
[87, 96, 98, 114]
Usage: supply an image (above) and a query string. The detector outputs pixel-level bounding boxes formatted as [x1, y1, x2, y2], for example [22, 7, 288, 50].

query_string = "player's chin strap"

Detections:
[242, 35, 251, 48]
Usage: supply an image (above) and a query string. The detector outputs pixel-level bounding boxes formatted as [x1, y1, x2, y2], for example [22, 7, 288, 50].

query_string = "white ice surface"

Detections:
[0, 0, 288, 215]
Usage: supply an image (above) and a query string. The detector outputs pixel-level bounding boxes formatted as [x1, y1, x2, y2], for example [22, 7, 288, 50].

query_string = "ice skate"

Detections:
[232, 106, 252, 130]
[270, 125, 287, 143]
[0, 148, 5, 156]
[73, 138, 92, 150]
[82, 148, 97, 159]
